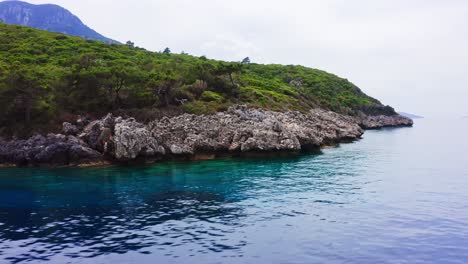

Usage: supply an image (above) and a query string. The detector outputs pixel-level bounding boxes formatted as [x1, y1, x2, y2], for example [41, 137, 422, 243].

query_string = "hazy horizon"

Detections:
[5, 0, 468, 117]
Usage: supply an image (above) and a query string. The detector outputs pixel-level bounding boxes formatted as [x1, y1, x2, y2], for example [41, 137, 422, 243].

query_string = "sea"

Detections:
[0, 118, 467, 263]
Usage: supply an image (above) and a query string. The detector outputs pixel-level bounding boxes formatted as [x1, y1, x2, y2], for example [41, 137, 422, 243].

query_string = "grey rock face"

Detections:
[0, 134, 101, 166]
[112, 119, 164, 161]
[62, 122, 79, 135]
[67, 136, 102, 163]
[356, 113, 413, 129]
[80, 118, 113, 152]
[0, 105, 413, 167]
[76, 116, 90, 129]
[149, 106, 365, 155]
[102, 113, 115, 129]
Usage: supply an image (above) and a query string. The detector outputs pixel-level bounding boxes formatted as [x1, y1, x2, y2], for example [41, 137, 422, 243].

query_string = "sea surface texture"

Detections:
[0, 118, 467, 263]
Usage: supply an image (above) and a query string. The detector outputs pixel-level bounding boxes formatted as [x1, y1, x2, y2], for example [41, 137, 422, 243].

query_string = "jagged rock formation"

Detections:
[356, 113, 414, 129]
[149, 106, 364, 155]
[113, 117, 165, 160]
[0, 134, 102, 166]
[0, 106, 413, 167]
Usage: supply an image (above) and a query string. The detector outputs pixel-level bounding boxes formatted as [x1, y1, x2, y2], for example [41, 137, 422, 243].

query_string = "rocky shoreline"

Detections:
[0, 106, 413, 167]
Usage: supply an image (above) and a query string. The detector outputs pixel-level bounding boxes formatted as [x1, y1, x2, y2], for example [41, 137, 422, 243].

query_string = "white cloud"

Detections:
[200, 33, 262, 61]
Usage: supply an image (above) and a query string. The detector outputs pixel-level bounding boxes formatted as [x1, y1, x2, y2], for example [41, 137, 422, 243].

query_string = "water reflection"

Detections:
[0, 151, 367, 263]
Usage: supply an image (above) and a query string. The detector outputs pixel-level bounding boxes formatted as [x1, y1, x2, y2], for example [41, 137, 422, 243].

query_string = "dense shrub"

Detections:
[0, 23, 393, 136]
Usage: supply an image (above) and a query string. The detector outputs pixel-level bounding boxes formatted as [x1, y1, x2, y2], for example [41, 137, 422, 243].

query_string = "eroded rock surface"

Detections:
[0, 134, 102, 166]
[149, 106, 364, 155]
[0, 105, 413, 167]
[356, 113, 413, 129]
[113, 118, 165, 160]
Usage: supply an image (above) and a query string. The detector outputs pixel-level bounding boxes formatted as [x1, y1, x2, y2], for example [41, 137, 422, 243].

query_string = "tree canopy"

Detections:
[0, 23, 392, 137]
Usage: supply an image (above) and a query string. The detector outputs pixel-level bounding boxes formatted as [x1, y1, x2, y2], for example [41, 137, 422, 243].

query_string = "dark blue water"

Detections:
[1, 118, 468, 264]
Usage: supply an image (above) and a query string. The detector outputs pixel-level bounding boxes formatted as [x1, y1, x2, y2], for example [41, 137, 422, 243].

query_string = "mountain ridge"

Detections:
[0, 0, 118, 43]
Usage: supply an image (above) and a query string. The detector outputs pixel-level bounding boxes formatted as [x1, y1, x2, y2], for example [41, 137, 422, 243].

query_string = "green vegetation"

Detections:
[0, 23, 394, 136]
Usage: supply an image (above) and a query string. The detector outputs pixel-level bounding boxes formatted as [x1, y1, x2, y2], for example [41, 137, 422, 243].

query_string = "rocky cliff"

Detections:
[0, 106, 413, 167]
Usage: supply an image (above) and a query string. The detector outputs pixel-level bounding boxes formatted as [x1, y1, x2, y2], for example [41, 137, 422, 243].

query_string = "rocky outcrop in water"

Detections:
[0, 106, 413, 167]
[0, 134, 102, 166]
[355, 113, 414, 129]
[149, 106, 364, 155]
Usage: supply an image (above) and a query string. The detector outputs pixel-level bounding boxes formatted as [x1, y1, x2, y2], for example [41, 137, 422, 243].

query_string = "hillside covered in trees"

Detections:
[0, 23, 396, 137]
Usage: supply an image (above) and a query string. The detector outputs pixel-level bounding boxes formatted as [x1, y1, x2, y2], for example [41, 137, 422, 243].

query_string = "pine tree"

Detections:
[241, 57, 251, 64]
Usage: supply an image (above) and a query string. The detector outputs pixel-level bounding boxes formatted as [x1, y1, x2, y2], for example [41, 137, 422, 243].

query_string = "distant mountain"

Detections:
[398, 112, 424, 119]
[0, 0, 118, 43]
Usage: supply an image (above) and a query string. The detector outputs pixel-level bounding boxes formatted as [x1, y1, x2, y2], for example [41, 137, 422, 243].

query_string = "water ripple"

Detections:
[1, 119, 468, 263]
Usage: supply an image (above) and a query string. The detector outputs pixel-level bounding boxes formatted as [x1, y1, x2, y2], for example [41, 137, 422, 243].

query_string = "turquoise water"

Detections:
[1, 118, 468, 263]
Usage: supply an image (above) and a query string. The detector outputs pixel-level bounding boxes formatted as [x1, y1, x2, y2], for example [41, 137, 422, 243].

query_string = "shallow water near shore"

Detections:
[1, 118, 468, 263]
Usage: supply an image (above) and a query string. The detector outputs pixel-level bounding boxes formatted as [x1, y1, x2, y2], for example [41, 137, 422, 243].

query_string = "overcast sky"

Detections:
[21, 0, 468, 117]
